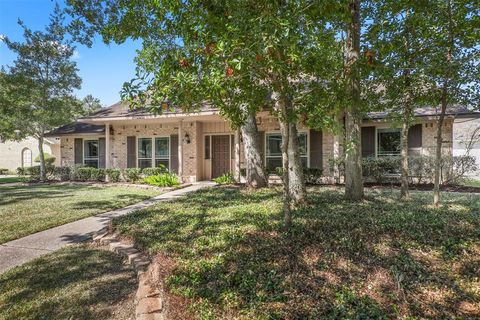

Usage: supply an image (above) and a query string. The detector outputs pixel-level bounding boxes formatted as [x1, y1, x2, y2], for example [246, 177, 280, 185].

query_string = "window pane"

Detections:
[266, 134, 282, 156]
[138, 138, 152, 158]
[155, 137, 169, 158]
[298, 133, 307, 156]
[205, 136, 210, 159]
[155, 159, 169, 169]
[266, 157, 283, 172]
[378, 130, 401, 156]
[84, 140, 98, 158]
[84, 159, 98, 168]
[138, 159, 152, 169]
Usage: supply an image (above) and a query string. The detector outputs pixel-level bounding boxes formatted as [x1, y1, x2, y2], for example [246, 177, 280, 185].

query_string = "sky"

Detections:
[0, 0, 141, 107]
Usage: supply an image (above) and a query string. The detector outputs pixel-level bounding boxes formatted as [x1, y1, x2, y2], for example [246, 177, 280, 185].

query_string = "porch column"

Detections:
[105, 122, 110, 169]
[178, 120, 183, 181]
[234, 129, 241, 181]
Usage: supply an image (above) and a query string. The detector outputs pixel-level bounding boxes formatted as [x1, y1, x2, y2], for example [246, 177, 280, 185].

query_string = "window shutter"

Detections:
[361, 126, 376, 157]
[170, 134, 179, 173]
[126, 136, 136, 168]
[74, 138, 83, 165]
[98, 138, 106, 168]
[408, 124, 422, 148]
[309, 129, 323, 169]
[257, 131, 265, 165]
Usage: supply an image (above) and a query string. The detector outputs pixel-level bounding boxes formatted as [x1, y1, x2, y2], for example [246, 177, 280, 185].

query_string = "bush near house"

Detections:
[142, 172, 180, 187]
[123, 168, 142, 182]
[106, 168, 121, 182]
[34, 153, 56, 165]
[213, 172, 236, 184]
[0, 168, 9, 175]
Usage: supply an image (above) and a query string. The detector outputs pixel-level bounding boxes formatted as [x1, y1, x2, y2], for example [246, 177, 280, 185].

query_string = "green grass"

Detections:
[113, 186, 480, 319]
[0, 184, 159, 243]
[0, 176, 26, 184]
[0, 244, 137, 319]
[461, 178, 480, 188]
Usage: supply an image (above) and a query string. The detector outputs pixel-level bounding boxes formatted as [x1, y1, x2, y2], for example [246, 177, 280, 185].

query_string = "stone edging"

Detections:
[92, 227, 165, 320]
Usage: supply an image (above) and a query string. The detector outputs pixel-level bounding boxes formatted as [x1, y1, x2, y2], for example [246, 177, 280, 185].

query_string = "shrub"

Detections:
[106, 169, 121, 182]
[75, 167, 94, 181]
[304, 168, 323, 184]
[142, 165, 168, 177]
[213, 172, 236, 184]
[16, 167, 26, 176]
[0, 168, 8, 175]
[34, 153, 56, 165]
[25, 165, 55, 181]
[54, 166, 71, 181]
[91, 168, 106, 181]
[363, 156, 401, 183]
[123, 168, 141, 183]
[143, 173, 180, 187]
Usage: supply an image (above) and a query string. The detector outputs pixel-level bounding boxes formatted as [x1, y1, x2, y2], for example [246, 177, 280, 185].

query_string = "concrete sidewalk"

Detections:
[0, 182, 213, 274]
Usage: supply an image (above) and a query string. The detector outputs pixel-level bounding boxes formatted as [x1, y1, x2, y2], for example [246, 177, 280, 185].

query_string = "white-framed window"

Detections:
[137, 137, 170, 169]
[377, 128, 401, 156]
[265, 132, 308, 171]
[84, 139, 99, 168]
[155, 137, 170, 168]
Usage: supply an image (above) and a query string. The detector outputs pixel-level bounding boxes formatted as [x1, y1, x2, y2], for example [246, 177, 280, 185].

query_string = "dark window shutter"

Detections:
[310, 129, 323, 168]
[170, 134, 179, 173]
[408, 124, 422, 148]
[98, 138, 106, 168]
[257, 131, 265, 165]
[361, 126, 376, 157]
[74, 138, 83, 165]
[126, 136, 136, 168]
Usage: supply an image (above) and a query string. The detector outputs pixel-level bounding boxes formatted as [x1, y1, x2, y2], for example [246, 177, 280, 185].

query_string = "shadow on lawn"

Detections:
[0, 245, 136, 319]
[114, 187, 480, 319]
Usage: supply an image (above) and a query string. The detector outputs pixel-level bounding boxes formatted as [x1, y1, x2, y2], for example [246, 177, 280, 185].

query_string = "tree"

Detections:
[67, 0, 342, 228]
[344, 0, 364, 201]
[423, 0, 479, 207]
[0, 4, 82, 181]
[365, 1, 431, 200]
[81, 94, 102, 115]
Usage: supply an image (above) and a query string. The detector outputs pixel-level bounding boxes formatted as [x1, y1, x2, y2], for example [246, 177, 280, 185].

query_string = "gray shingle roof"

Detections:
[45, 122, 105, 137]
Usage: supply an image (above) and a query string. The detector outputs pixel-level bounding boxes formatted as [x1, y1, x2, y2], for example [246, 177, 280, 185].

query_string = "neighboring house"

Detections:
[0, 137, 60, 172]
[45, 102, 480, 182]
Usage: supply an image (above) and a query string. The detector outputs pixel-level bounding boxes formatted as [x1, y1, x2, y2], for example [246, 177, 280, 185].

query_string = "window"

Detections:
[377, 129, 401, 156]
[155, 137, 170, 168]
[265, 133, 308, 171]
[84, 140, 99, 168]
[205, 136, 210, 159]
[138, 138, 152, 168]
[138, 137, 171, 169]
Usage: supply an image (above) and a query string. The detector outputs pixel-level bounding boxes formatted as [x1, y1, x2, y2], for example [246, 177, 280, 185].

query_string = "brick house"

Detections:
[45, 102, 480, 182]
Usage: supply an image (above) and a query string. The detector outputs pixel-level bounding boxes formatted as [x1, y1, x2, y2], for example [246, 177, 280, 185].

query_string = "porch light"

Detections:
[184, 132, 191, 144]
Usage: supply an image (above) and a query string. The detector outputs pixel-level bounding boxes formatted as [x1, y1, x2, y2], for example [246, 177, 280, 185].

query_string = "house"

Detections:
[0, 137, 60, 172]
[45, 102, 480, 182]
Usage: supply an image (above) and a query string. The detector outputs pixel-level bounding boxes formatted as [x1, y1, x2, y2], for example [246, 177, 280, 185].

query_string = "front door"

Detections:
[211, 135, 230, 178]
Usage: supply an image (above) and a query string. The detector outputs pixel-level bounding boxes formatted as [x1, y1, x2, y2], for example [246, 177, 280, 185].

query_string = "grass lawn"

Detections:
[0, 184, 159, 244]
[0, 176, 26, 184]
[113, 186, 480, 319]
[0, 244, 137, 319]
[462, 178, 480, 188]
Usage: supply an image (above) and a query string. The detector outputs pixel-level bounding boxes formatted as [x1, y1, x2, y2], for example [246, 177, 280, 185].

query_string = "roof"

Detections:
[367, 105, 480, 120]
[44, 122, 105, 137]
[79, 101, 217, 120]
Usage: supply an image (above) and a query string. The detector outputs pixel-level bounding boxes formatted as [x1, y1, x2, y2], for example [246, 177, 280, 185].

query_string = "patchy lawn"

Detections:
[0, 176, 26, 184]
[0, 244, 136, 319]
[0, 184, 159, 243]
[113, 186, 480, 319]
[462, 178, 480, 188]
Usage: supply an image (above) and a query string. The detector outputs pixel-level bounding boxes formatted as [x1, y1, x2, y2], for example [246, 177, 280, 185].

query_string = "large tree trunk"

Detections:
[240, 110, 268, 188]
[344, 0, 364, 201]
[37, 133, 47, 182]
[286, 119, 306, 205]
[279, 118, 292, 229]
[433, 88, 447, 207]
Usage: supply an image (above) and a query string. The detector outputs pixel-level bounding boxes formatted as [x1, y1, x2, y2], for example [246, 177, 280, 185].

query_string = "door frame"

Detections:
[205, 133, 233, 179]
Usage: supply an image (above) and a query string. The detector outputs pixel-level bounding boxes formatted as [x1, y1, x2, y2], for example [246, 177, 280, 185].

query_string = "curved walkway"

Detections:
[0, 182, 214, 274]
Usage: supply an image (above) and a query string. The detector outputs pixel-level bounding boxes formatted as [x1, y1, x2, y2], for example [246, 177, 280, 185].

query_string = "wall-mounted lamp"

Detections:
[184, 132, 191, 144]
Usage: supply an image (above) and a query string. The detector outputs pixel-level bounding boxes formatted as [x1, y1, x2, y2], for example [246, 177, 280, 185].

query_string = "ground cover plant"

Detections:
[113, 186, 480, 319]
[0, 184, 159, 243]
[0, 244, 137, 319]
